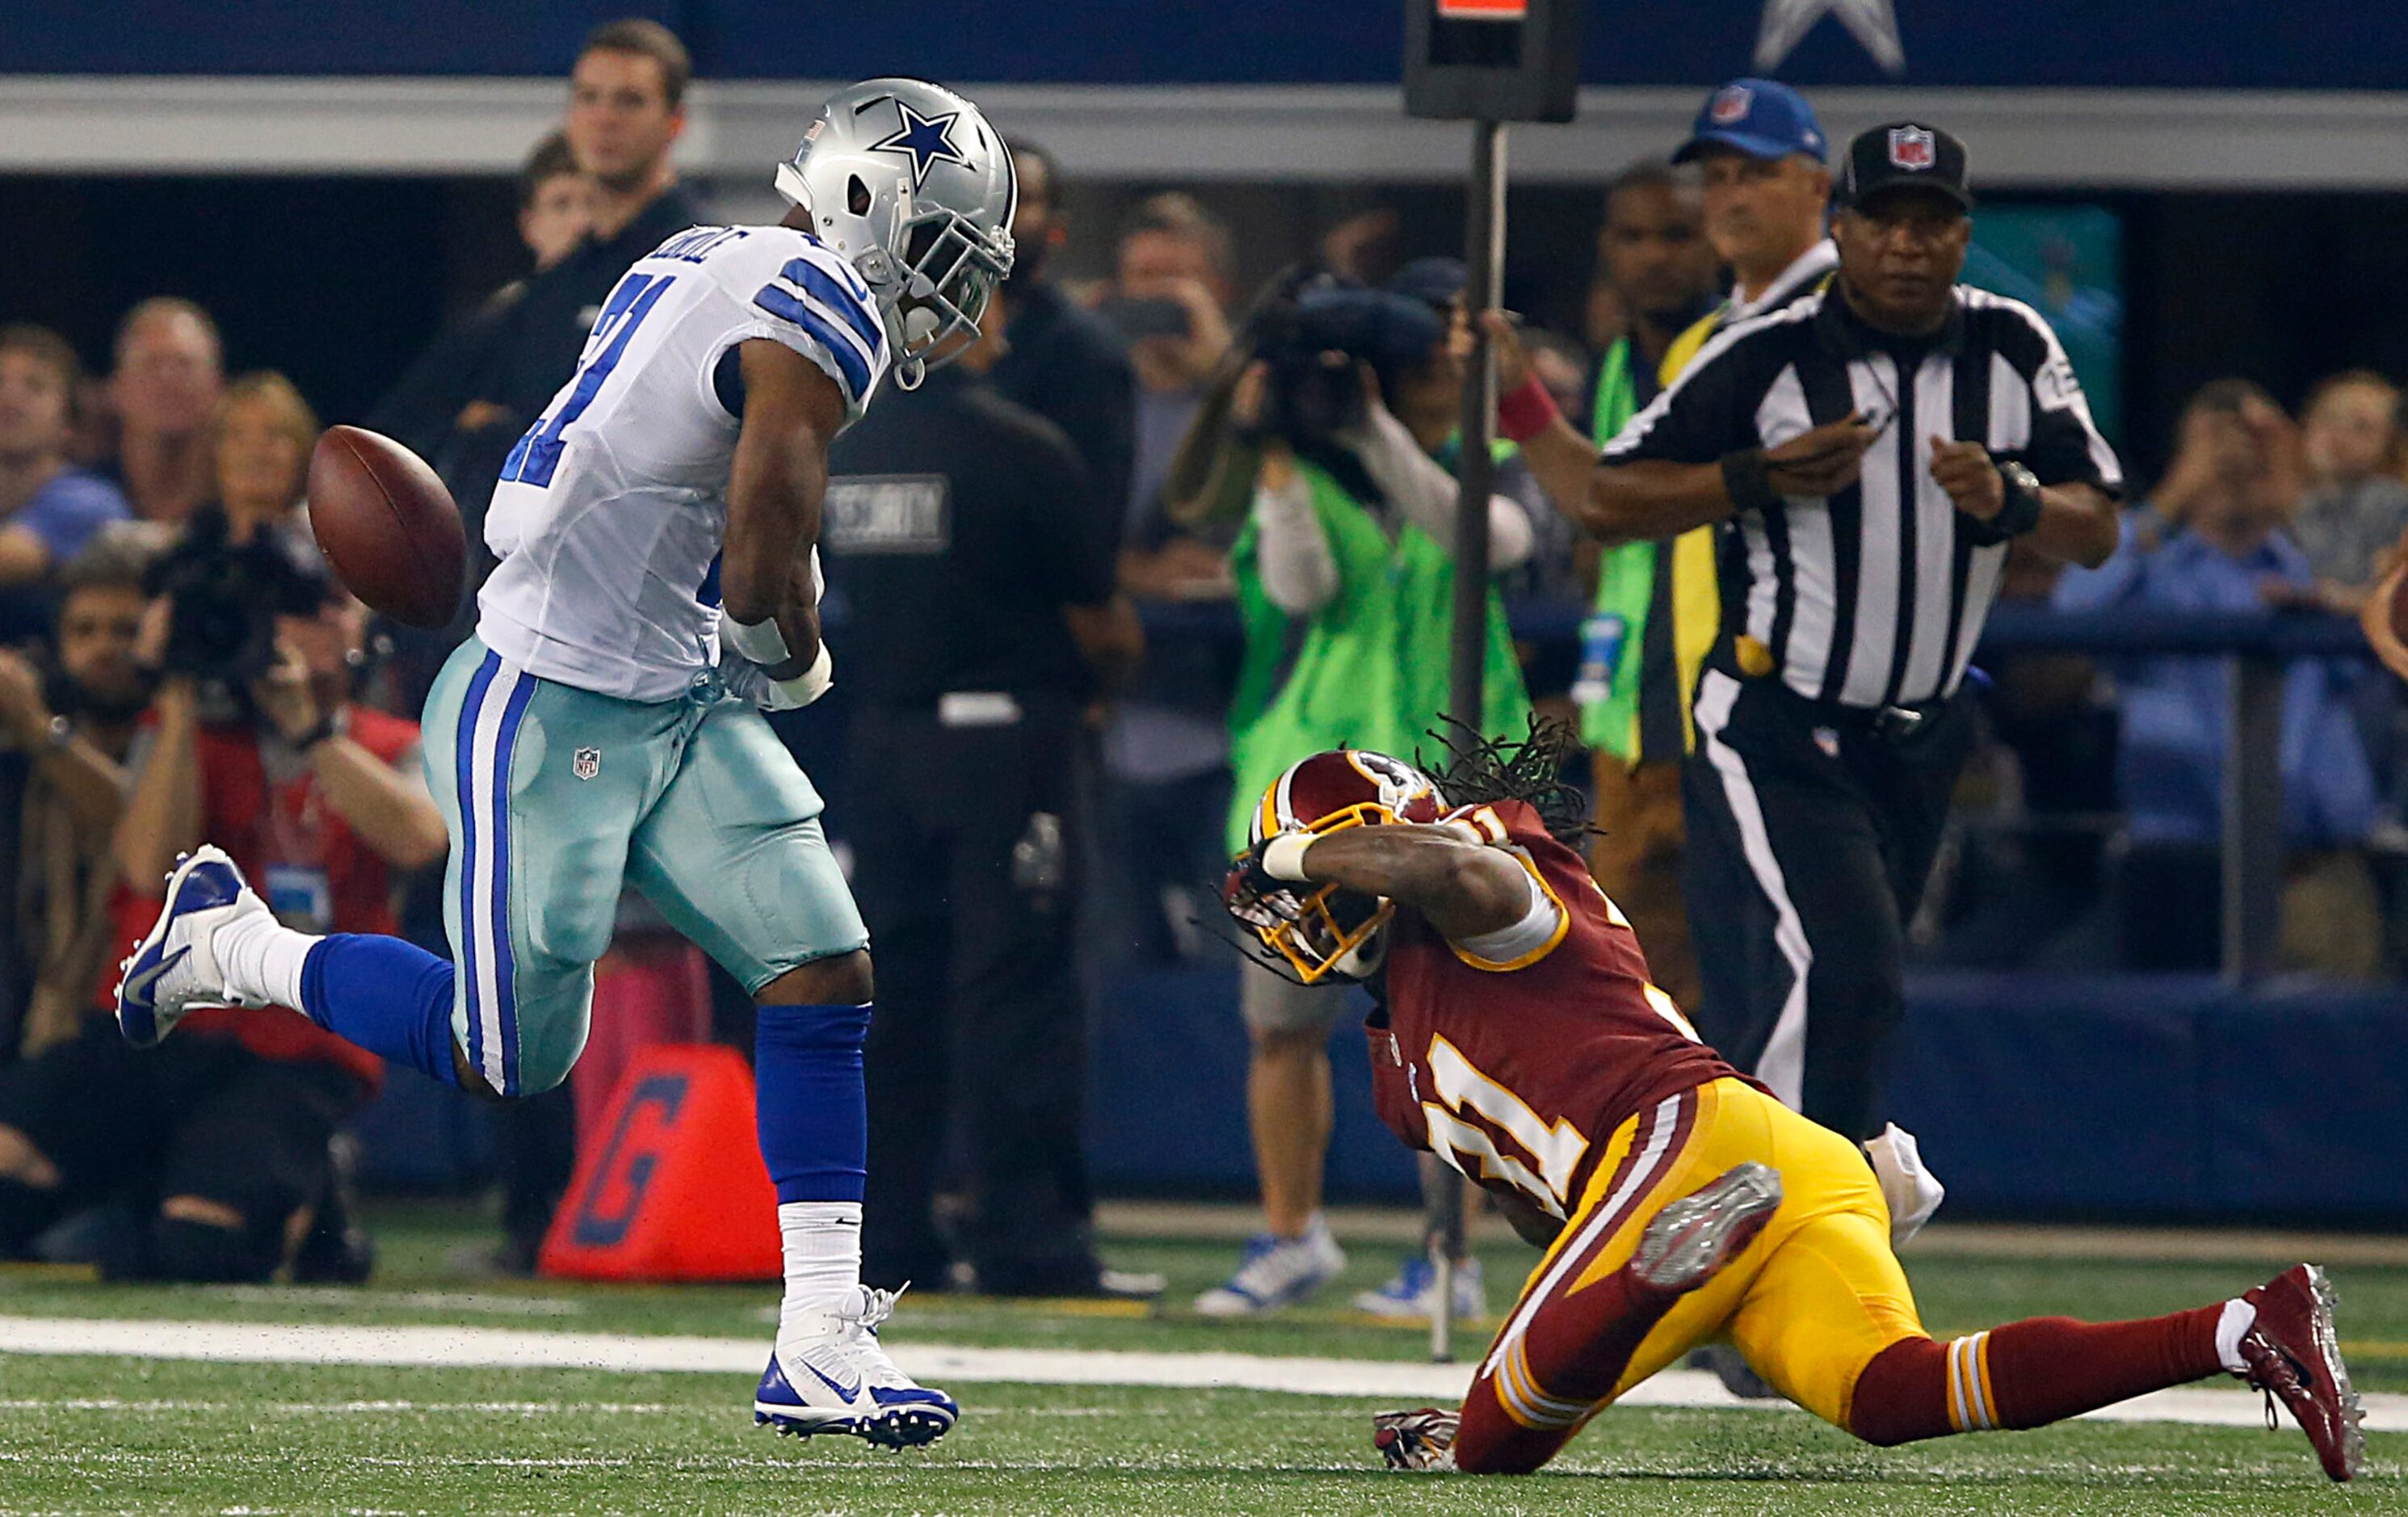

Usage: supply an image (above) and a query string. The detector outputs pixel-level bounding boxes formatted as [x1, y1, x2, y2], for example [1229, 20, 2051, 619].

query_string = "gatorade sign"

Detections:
[540, 1044, 783, 1281]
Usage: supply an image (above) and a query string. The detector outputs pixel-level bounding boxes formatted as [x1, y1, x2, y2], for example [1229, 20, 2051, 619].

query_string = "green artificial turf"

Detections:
[0, 1357, 2393, 1515]
[0, 1199, 2400, 1513]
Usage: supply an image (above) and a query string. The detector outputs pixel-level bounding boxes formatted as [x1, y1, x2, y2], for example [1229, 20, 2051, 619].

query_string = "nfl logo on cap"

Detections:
[1889, 126, 1937, 170]
[1711, 84, 1753, 124]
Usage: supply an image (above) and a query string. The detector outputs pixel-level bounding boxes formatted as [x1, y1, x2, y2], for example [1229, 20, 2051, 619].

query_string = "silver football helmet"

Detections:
[774, 78, 1016, 390]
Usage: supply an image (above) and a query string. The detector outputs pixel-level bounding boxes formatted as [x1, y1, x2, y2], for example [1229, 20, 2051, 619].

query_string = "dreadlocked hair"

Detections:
[1418, 714, 1594, 847]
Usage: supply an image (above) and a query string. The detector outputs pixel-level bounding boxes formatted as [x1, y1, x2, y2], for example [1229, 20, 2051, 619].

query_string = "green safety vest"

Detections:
[1579, 330, 1722, 763]
[1226, 457, 1532, 855]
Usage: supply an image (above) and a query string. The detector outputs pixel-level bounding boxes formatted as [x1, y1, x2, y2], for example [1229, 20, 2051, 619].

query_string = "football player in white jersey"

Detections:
[111, 78, 1015, 1450]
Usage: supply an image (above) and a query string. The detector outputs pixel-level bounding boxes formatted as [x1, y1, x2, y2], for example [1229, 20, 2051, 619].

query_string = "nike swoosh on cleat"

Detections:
[120, 945, 191, 1010]
[798, 1359, 864, 1401]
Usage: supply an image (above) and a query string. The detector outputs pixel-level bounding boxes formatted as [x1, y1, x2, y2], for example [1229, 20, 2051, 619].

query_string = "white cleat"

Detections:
[1194, 1218, 1347, 1317]
[754, 1286, 958, 1449]
[113, 846, 271, 1048]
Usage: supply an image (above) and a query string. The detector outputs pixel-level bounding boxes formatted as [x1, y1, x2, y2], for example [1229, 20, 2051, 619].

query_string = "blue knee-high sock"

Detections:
[754, 1002, 872, 1204]
[299, 935, 463, 1087]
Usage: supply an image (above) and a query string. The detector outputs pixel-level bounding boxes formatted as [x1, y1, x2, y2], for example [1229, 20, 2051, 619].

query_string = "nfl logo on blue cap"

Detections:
[1675, 77, 1828, 165]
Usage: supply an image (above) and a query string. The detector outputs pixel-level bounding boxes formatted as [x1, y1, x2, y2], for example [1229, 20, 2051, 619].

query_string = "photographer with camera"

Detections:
[0, 529, 153, 1061]
[1192, 276, 1536, 1318]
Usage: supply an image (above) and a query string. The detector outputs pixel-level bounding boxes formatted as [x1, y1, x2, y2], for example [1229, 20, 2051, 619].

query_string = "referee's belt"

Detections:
[1730, 637, 1954, 743]
[1745, 677, 1955, 745]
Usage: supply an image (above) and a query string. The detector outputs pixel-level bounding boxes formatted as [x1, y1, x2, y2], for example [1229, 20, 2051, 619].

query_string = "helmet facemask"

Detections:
[881, 206, 1013, 389]
[1230, 802, 1402, 985]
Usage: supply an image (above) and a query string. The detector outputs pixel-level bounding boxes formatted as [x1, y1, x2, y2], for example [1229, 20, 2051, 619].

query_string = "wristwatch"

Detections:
[1964, 459, 2044, 544]
[1994, 461, 2045, 537]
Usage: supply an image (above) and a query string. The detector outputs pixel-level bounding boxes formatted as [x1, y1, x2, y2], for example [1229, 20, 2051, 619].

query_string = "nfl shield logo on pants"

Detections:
[1889, 126, 1936, 170]
[573, 746, 600, 781]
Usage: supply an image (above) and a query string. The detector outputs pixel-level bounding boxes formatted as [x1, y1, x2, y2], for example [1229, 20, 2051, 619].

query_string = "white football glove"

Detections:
[1864, 1122, 1946, 1247]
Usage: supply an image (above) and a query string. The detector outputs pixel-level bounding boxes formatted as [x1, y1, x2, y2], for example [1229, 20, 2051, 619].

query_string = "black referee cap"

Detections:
[1837, 122, 1973, 212]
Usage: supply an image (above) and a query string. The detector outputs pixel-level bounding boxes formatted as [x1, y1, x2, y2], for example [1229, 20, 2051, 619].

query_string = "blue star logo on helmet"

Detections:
[869, 100, 969, 193]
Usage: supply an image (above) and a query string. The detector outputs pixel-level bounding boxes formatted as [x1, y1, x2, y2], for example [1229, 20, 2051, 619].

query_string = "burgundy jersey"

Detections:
[1367, 799, 1749, 1221]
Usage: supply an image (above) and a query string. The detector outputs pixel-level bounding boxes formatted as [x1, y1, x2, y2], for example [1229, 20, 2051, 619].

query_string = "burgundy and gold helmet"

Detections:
[1229, 750, 1445, 984]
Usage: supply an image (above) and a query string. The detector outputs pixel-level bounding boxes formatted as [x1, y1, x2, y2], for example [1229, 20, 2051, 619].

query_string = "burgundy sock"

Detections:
[1851, 1306, 2226, 1446]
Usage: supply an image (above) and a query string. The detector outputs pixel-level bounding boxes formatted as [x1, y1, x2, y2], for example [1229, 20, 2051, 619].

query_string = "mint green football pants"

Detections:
[420, 637, 868, 1095]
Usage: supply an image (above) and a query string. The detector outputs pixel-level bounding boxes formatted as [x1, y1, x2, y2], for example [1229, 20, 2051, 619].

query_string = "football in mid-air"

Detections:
[306, 424, 467, 629]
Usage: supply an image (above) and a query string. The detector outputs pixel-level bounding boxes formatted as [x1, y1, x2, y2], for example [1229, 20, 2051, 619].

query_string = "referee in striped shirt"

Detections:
[1503, 122, 2122, 1144]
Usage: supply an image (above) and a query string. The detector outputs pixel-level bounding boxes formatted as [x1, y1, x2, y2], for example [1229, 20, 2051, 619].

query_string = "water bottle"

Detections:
[1570, 613, 1627, 706]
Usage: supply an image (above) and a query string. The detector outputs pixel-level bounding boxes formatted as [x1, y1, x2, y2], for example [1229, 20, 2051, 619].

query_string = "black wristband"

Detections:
[1720, 448, 1780, 514]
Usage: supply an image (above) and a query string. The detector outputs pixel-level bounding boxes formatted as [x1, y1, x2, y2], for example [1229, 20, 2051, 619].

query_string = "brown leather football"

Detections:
[306, 425, 466, 629]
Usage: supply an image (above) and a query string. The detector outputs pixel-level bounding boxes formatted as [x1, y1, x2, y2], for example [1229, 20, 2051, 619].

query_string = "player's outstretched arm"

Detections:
[723, 337, 851, 682]
[1271, 824, 1533, 944]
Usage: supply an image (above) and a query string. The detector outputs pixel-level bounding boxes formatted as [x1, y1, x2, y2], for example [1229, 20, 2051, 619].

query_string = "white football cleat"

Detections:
[114, 846, 271, 1048]
[754, 1285, 957, 1449]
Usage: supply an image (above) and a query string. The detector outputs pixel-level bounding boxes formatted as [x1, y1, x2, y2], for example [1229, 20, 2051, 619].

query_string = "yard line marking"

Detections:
[0, 1316, 2399, 1434]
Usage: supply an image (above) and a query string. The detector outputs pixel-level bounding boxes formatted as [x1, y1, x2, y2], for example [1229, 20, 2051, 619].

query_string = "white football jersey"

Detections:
[477, 224, 890, 701]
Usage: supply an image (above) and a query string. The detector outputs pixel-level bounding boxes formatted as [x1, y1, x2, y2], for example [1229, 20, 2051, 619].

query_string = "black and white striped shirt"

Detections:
[1602, 285, 2121, 709]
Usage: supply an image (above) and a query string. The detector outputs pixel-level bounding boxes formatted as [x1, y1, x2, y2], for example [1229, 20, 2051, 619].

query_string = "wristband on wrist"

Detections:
[1259, 831, 1317, 883]
[1496, 375, 1562, 444]
[722, 613, 794, 668]
[1720, 448, 1780, 513]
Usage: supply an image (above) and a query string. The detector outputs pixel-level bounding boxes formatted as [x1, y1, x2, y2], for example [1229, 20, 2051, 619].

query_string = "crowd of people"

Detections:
[1, 19, 2404, 1300]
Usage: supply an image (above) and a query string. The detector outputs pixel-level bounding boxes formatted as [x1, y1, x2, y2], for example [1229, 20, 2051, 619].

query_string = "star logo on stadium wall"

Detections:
[1754, 0, 1906, 74]
[869, 101, 969, 192]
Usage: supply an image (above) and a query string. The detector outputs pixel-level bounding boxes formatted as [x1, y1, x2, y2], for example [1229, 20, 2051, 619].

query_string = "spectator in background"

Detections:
[2285, 371, 2408, 612]
[993, 141, 1136, 533]
[1570, 161, 1721, 1016]
[1104, 194, 1237, 530]
[103, 298, 223, 527]
[370, 132, 596, 477]
[0, 327, 133, 645]
[464, 19, 700, 442]
[0, 531, 153, 1061]
[1088, 198, 1242, 962]
[2057, 380, 2381, 977]
[0, 327, 132, 590]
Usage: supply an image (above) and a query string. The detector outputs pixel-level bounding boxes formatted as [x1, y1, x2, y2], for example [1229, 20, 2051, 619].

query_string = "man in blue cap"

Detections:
[1672, 78, 1836, 343]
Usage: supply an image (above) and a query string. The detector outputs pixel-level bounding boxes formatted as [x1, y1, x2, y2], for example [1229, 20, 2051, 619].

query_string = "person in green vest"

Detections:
[1178, 283, 1535, 1320]
[1570, 161, 1719, 1014]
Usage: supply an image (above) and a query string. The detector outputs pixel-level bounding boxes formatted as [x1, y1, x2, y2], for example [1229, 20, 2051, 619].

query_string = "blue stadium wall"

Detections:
[7, 1, 2407, 90]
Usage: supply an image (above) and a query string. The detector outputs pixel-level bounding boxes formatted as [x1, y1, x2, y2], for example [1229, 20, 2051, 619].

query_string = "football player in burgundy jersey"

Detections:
[1222, 732, 2364, 1481]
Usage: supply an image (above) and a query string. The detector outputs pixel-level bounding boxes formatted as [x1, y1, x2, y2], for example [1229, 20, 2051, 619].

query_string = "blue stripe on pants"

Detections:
[488, 672, 538, 1095]
[453, 652, 499, 1080]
